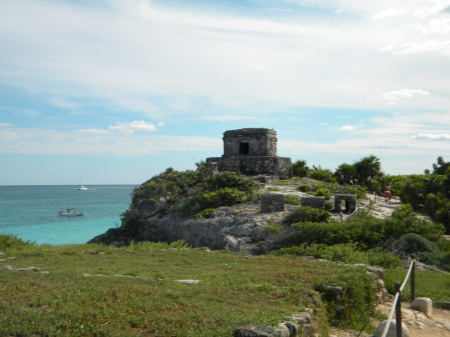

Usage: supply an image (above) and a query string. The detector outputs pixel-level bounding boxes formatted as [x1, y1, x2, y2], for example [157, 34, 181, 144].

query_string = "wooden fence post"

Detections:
[410, 256, 416, 302]
[395, 282, 402, 337]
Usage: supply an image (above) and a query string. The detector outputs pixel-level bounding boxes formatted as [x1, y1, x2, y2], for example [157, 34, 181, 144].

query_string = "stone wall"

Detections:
[260, 194, 285, 213]
[223, 128, 277, 156]
[206, 156, 292, 179]
[206, 128, 292, 179]
[301, 196, 326, 209]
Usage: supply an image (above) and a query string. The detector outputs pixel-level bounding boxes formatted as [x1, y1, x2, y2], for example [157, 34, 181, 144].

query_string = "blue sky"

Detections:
[1, 0, 450, 185]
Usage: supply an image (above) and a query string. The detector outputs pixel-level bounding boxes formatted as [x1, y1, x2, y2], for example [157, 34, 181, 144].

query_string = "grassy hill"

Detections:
[0, 239, 373, 336]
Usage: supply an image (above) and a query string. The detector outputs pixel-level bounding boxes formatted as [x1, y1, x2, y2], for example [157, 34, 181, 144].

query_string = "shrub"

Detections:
[386, 233, 447, 268]
[292, 160, 309, 177]
[282, 206, 332, 226]
[310, 166, 336, 182]
[261, 222, 284, 234]
[315, 188, 330, 199]
[179, 188, 256, 217]
[194, 208, 216, 220]
[315, 266, 376, 329]
[0, 235, 35, 250]
[298, 184, 310, 192]
[132, 168, 201, 205]
[284, 195, 301, 205]
[206, 172, 260, 191]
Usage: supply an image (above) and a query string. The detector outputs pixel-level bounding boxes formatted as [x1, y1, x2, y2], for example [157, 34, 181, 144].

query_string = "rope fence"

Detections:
[380, 258, 416, 337]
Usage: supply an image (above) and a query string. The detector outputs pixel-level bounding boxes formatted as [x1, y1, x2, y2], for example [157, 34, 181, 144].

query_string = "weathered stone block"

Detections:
[260, 194, 285, 213]
[411, 297, 433, 317]
[301, 196, 325, 209]
[334, 194, 357, 214]
[233, 324, 278, 337]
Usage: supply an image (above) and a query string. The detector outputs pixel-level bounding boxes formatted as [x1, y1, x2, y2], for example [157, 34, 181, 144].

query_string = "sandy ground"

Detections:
[330, 301, 450, 337]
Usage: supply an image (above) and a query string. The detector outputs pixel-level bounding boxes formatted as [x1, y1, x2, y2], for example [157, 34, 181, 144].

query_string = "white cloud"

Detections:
[380, 40, 450, 55]
[0, 131, 18, 141]
[0, 127, 221, 156]
[48, 97, 78, 110]
[108, 120, 158, 134]
[340, 125, 357, 131]
[0, 123, 12, 127]
[197, 115, 258, 121]
[240, 64, 277, 71]
[413, 133, 450, 140]
[79, 129, 111, 135]
[381, 89, 430, 102]
[372, 8, 409, 20]
[3, 0, 450, 113]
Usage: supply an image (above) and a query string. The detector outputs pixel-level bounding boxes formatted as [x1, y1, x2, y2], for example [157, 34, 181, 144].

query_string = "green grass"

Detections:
[0, 242, 345, 337]
[385, 268, 450, 303]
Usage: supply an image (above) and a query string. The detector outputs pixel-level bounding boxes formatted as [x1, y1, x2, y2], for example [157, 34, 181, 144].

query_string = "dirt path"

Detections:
[374, 301, 450, 337]
[330, 301, 450, 336]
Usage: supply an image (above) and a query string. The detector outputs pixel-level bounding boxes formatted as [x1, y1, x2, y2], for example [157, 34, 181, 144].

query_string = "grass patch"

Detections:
[0, 242, 349, 336]
[385, 268, 450, 303]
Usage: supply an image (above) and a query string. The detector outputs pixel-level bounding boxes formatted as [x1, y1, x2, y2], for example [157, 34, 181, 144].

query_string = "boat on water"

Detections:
[74, 185, 91, 190]
[58, 208, 84, 217]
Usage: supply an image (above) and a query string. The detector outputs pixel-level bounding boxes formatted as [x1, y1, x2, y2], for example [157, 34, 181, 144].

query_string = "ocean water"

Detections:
[0, 185, 136, 245]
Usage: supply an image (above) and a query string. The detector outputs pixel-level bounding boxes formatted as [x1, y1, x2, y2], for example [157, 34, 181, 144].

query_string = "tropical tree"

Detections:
[334, 163, 356, 185]
[353, 155, 383, 187]
[292, 159, 310, 177]
[432, 156, 450, 175]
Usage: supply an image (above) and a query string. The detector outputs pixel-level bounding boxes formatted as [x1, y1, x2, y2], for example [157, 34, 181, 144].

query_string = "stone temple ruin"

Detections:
[206, 128, 292, 179]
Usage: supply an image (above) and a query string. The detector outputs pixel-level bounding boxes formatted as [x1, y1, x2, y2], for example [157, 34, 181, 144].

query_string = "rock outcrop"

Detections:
[90, 203, 289, 254]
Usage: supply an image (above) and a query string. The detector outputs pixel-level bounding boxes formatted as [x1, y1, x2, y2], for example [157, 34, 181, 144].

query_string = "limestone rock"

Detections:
[375, 320, 410, 337]
[411, 297, 433, 318]
[233, 324, 279, 337]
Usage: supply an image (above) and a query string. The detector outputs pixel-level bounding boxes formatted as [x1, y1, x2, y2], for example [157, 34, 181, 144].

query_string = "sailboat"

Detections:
[74, 174, 94, 190]
[75, 185, 90, 190]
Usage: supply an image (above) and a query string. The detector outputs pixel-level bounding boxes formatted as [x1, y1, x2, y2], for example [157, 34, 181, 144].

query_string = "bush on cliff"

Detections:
[275, 243, 402, 269]
[132, 167, 201, 205]
[282, 206, 332, 226]
[129, 168, 259, 220]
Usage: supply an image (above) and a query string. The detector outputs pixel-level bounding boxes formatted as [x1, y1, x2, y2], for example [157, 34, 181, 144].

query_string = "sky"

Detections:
[1, 0, 450, 185]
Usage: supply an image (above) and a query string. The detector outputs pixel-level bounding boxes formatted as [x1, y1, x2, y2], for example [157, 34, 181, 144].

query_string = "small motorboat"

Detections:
[58, 208, 84, 217]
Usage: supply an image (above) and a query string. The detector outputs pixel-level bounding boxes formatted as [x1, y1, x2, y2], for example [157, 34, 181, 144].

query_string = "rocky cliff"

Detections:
[89, 175, 362, 253]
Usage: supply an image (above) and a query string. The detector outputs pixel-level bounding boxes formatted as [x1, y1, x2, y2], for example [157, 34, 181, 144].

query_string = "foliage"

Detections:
[333, 155, 383, 189]
[320, 182, 367, 199]
[315, 188, 330, 199]
[0, 243, 342, 336]
[179, 187, 256, 217]
[193, 208, 216, 220]
[284, 195, 301, 205]
[132, 168, 201, 205]
[315, 266, 376, 330]
[282, 206, 332, 226]
[261, 222, 284, 234]
[0, 234, 35, 250]
[385, 268, 450, 303]
[353, 155, 382, 187]
[274, 243, 402, 268]
[298, 184, 310, 192]
[292, 159, 309, 177]
[334, 163, 356, 185]
[279, 211, 445, 253]
[385, 233, 449, 269]
[432, 156, 450, 175]
[206, 171, 260, 191]
[309, 165, 336, 182]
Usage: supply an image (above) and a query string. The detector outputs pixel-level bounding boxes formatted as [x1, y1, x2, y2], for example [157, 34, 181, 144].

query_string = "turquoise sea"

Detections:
[0, 185, 136, 245]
